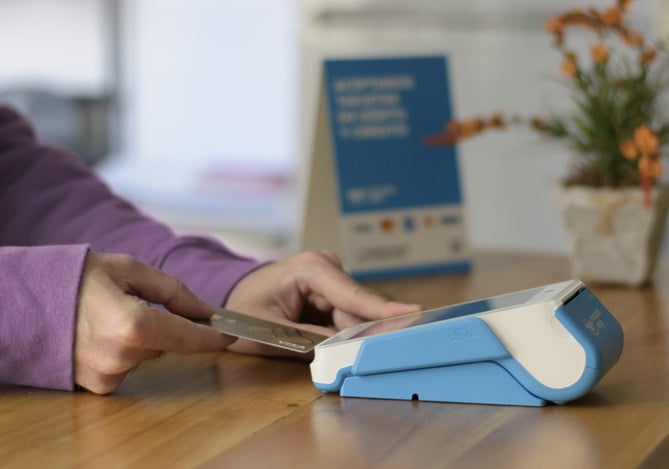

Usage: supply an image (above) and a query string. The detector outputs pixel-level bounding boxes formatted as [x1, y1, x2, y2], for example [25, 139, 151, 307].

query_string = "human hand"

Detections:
[224, 251, 422, 356]
[74, 252, 236, 394]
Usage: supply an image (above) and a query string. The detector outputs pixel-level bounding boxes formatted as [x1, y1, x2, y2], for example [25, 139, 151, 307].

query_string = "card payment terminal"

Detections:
[309, 280, 623, 406]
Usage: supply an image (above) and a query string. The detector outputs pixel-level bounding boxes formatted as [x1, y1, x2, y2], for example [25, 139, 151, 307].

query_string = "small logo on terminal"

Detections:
[584, 309, 605, 336]
[450, 328, 473, 341]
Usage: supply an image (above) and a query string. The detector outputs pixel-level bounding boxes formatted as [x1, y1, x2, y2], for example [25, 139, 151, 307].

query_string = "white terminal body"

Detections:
[310, 280, 587, 390]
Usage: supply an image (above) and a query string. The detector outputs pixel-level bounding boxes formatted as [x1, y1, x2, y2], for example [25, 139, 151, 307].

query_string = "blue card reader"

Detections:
[310, 280, 623, 406]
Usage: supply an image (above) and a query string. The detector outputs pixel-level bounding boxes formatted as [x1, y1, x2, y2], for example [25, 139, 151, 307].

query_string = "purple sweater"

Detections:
[0, 106, 260, 391]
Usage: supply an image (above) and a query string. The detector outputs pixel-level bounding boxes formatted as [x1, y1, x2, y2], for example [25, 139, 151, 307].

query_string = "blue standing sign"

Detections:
[301, 55, 470, 280]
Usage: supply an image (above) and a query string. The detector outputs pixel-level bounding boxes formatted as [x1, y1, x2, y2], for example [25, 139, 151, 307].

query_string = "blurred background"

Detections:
[0, 0, 664, 259]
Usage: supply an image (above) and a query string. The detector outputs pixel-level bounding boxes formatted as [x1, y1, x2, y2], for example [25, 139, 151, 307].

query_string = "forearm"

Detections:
[0, 106, 260, 305]
[0, 105, 182, 263]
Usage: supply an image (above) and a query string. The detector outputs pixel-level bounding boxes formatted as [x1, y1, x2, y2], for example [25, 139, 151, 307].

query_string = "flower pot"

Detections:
[555, 185, 669, 286]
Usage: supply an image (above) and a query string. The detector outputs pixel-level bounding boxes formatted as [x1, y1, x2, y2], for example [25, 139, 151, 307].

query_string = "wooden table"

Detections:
[2, 251, 668, 468]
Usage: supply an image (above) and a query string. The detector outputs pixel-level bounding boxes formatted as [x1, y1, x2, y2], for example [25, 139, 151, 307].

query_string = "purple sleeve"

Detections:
[0, 106, 261, 390]
[0, 245, 88, 390]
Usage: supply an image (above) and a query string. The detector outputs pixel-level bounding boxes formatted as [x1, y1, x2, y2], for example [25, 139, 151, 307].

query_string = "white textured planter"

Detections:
[556, 185, 669, 286]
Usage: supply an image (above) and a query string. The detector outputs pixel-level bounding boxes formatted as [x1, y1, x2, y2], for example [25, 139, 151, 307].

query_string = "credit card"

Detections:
[201, 308, 329, 353]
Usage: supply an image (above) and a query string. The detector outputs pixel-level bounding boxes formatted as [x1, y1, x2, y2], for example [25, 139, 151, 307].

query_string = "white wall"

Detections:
[117, 0, 299, 172]
[0, 0, 110, 95]
[97, 0, 301, 242]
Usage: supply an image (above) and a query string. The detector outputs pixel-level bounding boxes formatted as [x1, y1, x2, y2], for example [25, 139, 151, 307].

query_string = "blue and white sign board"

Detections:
[300, 55, 470, 280]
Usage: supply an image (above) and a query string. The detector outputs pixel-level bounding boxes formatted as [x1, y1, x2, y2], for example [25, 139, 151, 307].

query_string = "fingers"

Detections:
[75, 253, 238, 394]
[75, 302, 236, 394]
[299, 251, 422, 321]
[331, 309, 367, 329]
[99, 253, 214, 319]
[75, 337, 163, 395]
[77, 346, 167, 395]
[132, 304, 237, 354]
[76, 366, 130, 395]
[317, 249, 344, 268]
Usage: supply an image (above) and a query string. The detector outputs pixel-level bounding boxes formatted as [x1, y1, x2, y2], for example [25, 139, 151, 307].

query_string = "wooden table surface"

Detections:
[2, 251, 668, 468]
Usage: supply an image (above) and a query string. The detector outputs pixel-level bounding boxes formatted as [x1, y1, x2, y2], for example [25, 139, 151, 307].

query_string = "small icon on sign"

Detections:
[380, 218, 396, 232]
[449, 238, 463, 253]
[404, 216, 415, 232]
[353, 222, 373, 234]
[347, 189, 366, 204]
[440, 215, 461, 225]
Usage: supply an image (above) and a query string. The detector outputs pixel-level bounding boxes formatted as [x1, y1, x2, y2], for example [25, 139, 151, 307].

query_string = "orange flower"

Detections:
[634, 125, 660, 155]
[600, 7, 623, 27]
[591, 43, 609, 63]
[621, 29, 644, 47]
[630, 126, 662, 208]
[460, 118, 485, 137]
[489, 113, 506, 129]
[617, 0, 632, 13]
[639, 154, 663, 179]
[553, 30, 565, 47]
[652, 159, 663, 179]
[619, 139, 638, 160]
[561, 54, 578, 77]
[637, 147, 663, 208]
[530, 117, 546, 131]
[446, 120, 461, 134]
[567, 10, 590, 27]
[640, 49, 657, 66]
[545, 16, 565, 33]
